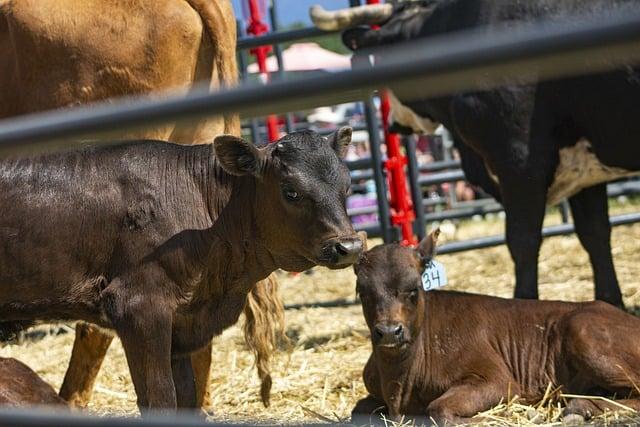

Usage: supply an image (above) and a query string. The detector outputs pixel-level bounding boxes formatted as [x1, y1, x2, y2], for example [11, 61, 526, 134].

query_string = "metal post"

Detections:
[237, 20, 261, 144]
[404, 135, 426, 241]
[237, 20, 249, 82]
[268, 0, 294, 134]
[364, 95, 394, 242]
[246, 0, 279, 142]
[559, 199, 571, 223]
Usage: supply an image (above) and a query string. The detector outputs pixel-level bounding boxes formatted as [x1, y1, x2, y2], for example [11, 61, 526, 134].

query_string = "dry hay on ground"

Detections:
[1, 204, 640, 425]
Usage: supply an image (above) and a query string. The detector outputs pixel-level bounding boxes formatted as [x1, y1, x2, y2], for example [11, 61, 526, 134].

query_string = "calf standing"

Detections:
[0, 128, 363, 413]
[353, 231, 640, 424]
[0, 358, 66, 407]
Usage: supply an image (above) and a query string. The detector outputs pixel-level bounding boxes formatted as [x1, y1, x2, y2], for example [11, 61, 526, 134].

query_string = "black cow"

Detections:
[311, 0, 640, 306]
[0, 129, 363, 412]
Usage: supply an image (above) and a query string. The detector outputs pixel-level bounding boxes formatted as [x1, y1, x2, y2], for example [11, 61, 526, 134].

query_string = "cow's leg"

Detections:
[426, 381, 513, 424]
[568, 184, 623, 306]
[502, 179, 547, 299]
[59, 322, 114, 406]
[191, 342, 212, 410]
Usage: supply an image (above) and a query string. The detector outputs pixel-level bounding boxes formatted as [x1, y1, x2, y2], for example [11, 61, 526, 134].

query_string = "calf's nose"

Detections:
[334, 237, 364, 265]
[373, 323, 404, 345]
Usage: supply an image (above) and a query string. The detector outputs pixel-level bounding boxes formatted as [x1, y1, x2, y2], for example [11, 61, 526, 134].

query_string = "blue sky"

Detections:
[231, 0, 351, 27]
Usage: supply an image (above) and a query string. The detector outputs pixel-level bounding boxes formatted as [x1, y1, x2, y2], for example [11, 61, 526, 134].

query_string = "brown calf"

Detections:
[0, 358, 66, 407]
[0, 129, 362, 413]
[1, 0, 281, 411]
[353, 230, 640, 424]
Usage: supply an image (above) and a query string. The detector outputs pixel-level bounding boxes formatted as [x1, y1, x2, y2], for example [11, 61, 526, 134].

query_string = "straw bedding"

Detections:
[2, 202, 640, 425]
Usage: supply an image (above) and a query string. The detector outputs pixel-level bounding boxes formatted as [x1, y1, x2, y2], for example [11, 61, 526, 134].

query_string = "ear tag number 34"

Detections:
[421, 260, 448, 291]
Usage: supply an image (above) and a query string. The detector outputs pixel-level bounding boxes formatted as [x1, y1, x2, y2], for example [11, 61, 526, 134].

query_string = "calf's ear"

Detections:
[328, 126, 352, 158]
[417, 228, 440, 261]
[214, 135, 266, 177]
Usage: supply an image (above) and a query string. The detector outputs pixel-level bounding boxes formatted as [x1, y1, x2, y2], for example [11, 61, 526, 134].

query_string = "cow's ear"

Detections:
[328, 126, 352, 158]
[214, 135, 266, 177]
[417, 228, 440, 261]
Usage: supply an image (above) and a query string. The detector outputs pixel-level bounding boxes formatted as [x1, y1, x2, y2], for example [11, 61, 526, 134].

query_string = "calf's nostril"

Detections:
[374, 326, 385, 339]
[336, 241, 351, 256]
[394, 325, 403, 336]
[335, 239, 364, 256]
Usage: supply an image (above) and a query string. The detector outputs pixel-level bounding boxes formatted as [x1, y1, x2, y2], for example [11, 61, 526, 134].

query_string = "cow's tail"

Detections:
[243, 273, 287, 407]
[184, 0, 241, 135]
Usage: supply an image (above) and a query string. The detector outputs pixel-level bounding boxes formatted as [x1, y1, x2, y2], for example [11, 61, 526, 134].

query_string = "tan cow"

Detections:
[0, 0, 282, 411]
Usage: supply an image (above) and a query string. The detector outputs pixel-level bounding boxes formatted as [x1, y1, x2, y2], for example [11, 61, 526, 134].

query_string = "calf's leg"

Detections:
[568, 184, 623, 306]
[59, 322, 114, 406]
[351, 395, 387, 425]
[172, 354, 197, 410]
[563, 304, 640, 418]
[191, 342, 213, 409]
[110, 294, 176, 413]
[564, 397, 640, 420]
[426, 381, 514, 424]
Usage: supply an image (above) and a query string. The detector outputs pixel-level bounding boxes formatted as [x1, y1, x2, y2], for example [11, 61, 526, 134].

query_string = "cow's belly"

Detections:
[547, 139, 640, 206]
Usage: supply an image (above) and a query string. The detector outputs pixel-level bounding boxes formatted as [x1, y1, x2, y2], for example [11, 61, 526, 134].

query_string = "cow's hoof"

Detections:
[562, 413, 585, 426]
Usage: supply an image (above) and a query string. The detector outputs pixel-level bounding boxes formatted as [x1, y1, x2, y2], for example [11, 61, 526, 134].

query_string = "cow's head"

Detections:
[354, 229, 440, 353]
[310, 1, 436, 51]
[214, 128, 363, 271]
[311, 2, 440, 136]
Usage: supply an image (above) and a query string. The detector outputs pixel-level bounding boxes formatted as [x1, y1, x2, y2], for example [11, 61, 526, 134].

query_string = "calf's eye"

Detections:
[283, 187, 302, 202]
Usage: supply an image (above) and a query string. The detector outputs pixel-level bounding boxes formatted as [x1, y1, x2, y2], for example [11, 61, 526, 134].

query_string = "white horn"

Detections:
[309, 4, 393, 31]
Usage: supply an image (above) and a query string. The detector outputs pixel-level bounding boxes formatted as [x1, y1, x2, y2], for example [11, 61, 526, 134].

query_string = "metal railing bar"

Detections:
[1, 9, 640, 153]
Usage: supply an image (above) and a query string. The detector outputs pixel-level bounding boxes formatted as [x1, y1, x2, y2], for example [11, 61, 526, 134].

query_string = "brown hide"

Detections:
[0, 131, 360, 413]
[0, 0, 280, 411]
[354, 242, 640, 423]
[0, 358, 66, 407]
[0, 0, 238, 140]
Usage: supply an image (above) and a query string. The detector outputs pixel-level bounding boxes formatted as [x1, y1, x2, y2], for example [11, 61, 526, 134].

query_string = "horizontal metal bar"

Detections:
[288, 211, 640, 311]
[347, 204, 378, 216]
[418, 170, 467, 186]
[437, 212, 640, 255]
[420, 159, 461, 173]
[236, 27, 336, 50]
[0, 409, 211, 427]
[2, 8, 640, 154]
[345, 158, 373, 171]
[285, 297, 357, 311]
[424, 202, 504, 222]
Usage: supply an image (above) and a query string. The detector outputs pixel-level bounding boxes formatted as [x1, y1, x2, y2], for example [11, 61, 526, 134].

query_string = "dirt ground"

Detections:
[2, 201, 640, 425]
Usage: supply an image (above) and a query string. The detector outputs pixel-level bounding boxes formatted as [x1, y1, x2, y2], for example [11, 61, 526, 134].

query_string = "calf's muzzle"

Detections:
[373, 322, 405, 347]
[329, 236, 364, 267]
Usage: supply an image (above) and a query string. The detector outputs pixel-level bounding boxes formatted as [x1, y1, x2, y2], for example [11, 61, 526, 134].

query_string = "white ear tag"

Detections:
[421, 259, 448, 291]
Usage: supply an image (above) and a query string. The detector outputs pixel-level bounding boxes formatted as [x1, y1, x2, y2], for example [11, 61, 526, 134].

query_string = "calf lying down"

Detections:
[353, 230, 640, 424]
[0, 357, 66, 407]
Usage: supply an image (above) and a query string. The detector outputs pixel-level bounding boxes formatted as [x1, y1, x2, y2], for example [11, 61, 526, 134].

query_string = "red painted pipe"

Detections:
[246, 0, 279, 142]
